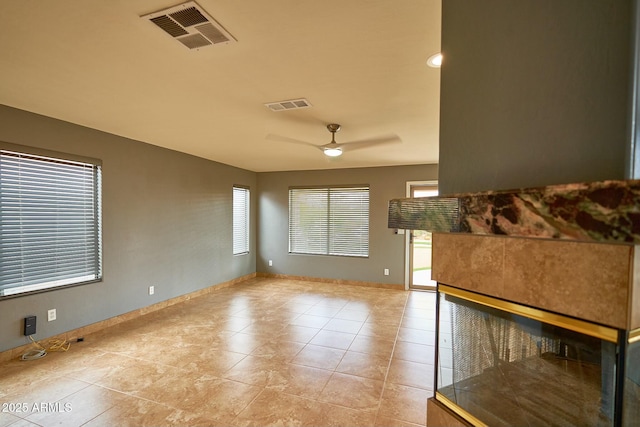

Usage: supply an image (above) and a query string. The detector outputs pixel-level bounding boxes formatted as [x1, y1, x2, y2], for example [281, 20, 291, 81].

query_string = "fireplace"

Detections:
[388, 180, 640, 427]
[436, 284, 634, 427]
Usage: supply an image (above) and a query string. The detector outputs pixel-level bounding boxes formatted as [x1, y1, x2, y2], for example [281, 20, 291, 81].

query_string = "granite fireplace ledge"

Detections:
[388, 179, 640, 244]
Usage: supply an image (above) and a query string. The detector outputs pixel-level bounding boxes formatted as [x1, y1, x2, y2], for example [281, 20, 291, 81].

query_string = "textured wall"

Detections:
[0, 105, 256, 352]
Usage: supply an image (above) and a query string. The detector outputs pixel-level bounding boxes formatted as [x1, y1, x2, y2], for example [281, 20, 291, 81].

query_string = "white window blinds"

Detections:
[232, 186, 250, 255]
[289, 186, 369, 257]
[0, 148, 102, 297]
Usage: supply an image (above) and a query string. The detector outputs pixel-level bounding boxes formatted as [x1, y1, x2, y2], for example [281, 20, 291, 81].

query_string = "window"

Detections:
[232, 185, 250, 255]
[289, 186, 369, 257]
[0, 144, 102, 298]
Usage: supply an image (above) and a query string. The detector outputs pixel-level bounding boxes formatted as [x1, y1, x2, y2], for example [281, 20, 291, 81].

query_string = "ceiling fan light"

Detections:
[324, 147, 342, 157]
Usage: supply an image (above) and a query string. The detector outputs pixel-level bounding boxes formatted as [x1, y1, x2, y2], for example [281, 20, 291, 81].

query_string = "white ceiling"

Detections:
[0, 1, 441, 172]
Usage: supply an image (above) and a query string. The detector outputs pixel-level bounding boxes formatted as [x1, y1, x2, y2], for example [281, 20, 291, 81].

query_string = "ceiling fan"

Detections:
[267, 123, 401, 158]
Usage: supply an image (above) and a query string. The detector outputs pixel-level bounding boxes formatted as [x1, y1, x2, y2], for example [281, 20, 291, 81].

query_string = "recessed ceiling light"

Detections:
[427, 53, 442, 68]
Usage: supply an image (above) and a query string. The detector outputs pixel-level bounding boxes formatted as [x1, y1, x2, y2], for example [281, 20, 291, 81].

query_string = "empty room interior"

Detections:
[1, 1, 639, 426]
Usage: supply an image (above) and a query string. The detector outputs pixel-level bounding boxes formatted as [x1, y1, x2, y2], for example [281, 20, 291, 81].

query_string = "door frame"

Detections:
[404, 180, 438, 290]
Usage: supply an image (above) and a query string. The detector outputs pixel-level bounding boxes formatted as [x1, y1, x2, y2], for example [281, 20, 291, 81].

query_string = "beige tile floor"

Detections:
[0, 278, 436, 427]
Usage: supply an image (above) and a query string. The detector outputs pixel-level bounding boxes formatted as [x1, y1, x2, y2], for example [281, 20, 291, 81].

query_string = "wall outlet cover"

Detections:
[47, 309, 56, 322]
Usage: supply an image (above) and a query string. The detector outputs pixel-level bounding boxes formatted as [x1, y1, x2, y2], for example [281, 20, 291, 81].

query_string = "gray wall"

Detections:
[0, 105, 256, 352]
[438, 0, 631, 194]
[0, 104, 438, 353]
[257, 165, 438, 284]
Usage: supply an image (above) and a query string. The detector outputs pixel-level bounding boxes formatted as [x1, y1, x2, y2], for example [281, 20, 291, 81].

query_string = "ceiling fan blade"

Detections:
[265, 133, 322, 149]
[336, 134, 402, 152]
[325, 155, 343, 163]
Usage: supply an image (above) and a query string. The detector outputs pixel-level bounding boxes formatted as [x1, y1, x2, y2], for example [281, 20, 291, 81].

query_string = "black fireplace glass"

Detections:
[436, 291, 618, 427]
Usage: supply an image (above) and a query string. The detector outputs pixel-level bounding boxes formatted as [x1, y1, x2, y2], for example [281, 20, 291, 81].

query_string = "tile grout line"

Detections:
[371, 289, 412, 426]
[2, 280, 423, 426]
[231, 297, 358, 425]
[310, 301, 365, 406]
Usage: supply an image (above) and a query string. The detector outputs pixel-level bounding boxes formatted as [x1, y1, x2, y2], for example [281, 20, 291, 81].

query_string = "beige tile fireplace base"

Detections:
[427, 397, 470, 427]
[431, 233, 636, 330]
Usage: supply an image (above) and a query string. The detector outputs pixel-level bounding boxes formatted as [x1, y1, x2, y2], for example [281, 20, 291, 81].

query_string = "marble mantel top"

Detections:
[388, 180, 640, 244]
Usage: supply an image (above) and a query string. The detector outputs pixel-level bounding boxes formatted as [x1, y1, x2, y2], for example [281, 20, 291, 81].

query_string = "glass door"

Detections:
[409, 184, 438, 290]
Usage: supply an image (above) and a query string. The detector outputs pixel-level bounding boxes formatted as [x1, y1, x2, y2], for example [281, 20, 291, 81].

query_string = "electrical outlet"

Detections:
[384, 268, 390, 276]
[47, 309, 56, 322]
[268, 260, 273, 266]
[149, 286, 155, 295]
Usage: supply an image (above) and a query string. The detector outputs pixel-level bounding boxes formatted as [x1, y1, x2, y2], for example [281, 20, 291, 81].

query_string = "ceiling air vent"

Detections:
[265, 98, 312, 112]
[142, 1, 236, 50]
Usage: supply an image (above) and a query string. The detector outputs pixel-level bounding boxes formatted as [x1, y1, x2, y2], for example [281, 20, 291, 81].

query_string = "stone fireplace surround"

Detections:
[388, 180, 640, 426]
